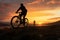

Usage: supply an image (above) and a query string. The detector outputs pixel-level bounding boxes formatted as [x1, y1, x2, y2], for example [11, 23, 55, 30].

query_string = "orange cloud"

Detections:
[45, 17, 60, 23]
[48, 17, 60, 20]
[26, 10, 54, 18]
[28, 0, 40, 4]
[47, 0, 60, 5]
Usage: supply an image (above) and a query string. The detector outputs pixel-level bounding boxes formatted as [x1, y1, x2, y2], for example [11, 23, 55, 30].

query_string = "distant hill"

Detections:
[0, 22, 10, 26]
[47, 21, 60, 26]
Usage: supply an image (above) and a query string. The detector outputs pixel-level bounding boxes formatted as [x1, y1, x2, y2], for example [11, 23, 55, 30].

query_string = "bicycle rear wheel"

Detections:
[10, 16, 20, 29]
[24, 18, 29, 27]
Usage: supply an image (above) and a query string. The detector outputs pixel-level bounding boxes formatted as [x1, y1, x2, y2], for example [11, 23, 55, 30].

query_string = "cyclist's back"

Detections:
[16, 3, 27, 15]
[20, 5, 27, 14]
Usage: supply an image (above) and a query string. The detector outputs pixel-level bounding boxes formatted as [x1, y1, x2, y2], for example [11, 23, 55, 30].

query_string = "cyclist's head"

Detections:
[21, 3, 23, 6]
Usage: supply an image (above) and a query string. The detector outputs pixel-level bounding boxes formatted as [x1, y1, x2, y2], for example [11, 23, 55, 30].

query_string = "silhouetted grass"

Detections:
[0, 26, 59, 40]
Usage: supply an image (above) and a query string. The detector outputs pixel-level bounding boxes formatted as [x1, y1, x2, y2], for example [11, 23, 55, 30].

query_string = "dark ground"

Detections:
[0, 26, 60, 40]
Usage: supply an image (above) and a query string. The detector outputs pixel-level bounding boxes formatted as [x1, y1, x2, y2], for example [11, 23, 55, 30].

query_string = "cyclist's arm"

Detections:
[16, 7, 21, 13]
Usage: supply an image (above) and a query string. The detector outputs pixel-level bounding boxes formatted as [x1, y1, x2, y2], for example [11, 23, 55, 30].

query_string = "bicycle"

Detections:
[10, 12, 29, 29]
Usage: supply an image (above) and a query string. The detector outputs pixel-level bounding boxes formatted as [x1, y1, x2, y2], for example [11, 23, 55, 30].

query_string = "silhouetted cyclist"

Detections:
[16, 3, 27, 25]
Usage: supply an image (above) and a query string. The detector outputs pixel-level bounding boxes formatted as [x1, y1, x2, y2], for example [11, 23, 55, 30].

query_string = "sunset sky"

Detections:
[0, 0, 60, 25]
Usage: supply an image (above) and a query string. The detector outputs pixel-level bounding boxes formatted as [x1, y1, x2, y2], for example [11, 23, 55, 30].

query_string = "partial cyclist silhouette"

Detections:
[16, 3, 27, 26]
[10, 3, 28, 29]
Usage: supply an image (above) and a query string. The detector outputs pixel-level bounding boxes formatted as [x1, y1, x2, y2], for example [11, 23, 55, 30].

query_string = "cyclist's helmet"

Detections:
[21, 3, 23, 6]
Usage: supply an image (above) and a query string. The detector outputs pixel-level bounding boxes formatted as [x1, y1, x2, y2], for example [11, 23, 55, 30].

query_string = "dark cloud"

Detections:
[0, 2, 17, 20]
[0, 0, 35, 4]
[27, 0, 60, 8]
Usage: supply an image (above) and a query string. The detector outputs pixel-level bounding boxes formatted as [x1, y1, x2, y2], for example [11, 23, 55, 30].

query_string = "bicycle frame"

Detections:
[10, 12, 29, 29]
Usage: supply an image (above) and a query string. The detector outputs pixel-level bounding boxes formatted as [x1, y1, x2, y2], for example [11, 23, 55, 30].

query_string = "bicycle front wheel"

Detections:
[10, 16, 20, 29]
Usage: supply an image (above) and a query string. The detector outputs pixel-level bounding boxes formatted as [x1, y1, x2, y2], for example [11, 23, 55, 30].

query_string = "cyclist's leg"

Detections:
[19, 14, 23, 24]
[23, 13, 27, 26]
